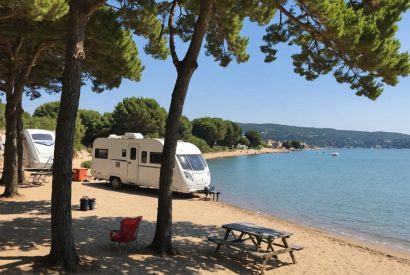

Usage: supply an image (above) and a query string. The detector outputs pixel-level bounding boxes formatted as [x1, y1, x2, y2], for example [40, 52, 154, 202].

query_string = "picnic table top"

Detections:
[222, 222, 292, 239]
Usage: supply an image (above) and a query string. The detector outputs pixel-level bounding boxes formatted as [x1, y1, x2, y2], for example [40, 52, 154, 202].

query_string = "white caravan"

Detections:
[22, 129, 55, 169]
[91, 133, 211, 193]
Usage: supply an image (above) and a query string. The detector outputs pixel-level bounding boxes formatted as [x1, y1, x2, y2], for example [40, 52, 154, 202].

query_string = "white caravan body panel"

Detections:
[23, 129, 55, 169]
[91, 135, 211, 193]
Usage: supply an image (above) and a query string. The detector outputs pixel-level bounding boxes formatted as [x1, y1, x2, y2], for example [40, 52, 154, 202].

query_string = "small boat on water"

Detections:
[331, 152, 339, 156]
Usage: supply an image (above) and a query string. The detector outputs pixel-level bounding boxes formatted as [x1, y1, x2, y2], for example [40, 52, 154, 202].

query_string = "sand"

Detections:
[203, 148, 288, 160]
[1, 150, 410, 274]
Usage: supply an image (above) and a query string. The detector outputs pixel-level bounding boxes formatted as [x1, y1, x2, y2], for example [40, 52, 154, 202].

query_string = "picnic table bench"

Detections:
[208, 222, 303, 274]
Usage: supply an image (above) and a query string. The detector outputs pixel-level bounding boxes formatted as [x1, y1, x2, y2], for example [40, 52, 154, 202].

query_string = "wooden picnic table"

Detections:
[208, 222, 303, 274]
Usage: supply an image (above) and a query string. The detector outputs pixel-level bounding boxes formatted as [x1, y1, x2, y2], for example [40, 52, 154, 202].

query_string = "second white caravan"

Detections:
[91, 133, 211, 193]
[22, 129, 55, 169]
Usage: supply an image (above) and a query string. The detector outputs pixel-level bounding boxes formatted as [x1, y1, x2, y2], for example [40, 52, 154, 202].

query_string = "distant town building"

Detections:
[266, 139, 282, 148]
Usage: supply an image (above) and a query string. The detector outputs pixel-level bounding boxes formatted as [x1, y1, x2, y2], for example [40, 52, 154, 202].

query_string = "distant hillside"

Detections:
[238, 123, 410, 148]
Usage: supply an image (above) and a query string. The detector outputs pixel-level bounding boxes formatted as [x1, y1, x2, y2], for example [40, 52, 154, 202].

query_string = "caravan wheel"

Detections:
[110, 177, 123, 190]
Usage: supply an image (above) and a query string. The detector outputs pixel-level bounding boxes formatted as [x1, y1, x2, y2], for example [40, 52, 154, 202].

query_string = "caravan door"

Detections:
[127, 144, 139, 183]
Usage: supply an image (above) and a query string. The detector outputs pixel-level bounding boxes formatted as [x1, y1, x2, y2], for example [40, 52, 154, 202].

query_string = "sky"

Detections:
[21, 10, 410, 135]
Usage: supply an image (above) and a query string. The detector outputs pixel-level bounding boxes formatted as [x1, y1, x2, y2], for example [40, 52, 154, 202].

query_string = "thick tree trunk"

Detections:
[48, 0, 104, 270]
[17, 99, 25, 184]
[150, 0, 213, 255]
[150, 67, 196, 255]
[1, 102, 19, 197]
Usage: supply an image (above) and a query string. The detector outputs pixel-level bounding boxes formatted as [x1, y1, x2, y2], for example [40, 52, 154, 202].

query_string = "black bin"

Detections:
[80, 197, 89, 211]
[88, 198, 96, 210]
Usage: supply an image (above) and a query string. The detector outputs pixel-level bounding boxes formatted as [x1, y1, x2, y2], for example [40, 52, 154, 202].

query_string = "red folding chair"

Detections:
[107, 216, 143, 251]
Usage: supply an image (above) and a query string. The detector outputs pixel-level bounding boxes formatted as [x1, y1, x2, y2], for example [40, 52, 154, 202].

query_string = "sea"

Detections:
[207, 149, 410, 253]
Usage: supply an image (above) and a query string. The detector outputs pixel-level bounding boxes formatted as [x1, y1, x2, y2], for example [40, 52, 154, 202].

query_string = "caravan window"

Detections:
[141, 151, 147, 163]
[95, 149, 108, 159]
[32, 134, 53, 141]
[130, 148, 137, 160]
[177, 154, 206, 171]
[150, 152, 162, 164]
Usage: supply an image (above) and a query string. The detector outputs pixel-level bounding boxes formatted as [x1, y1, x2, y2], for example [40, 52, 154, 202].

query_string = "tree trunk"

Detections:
[48, 0, 104, 270]
[150, 0, 213, 255]
[17, 99, 25, 184]
[1, 102, 19, 197]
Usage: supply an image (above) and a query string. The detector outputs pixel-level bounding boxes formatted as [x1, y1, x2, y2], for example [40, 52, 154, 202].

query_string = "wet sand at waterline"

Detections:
[1, 152, 410, 274]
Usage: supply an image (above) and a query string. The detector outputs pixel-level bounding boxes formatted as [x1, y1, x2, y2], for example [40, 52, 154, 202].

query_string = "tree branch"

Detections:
[10, 42, 53, 104]
[85, 0, 106, 16]
[0, 7, 15, 20]
[168, 0, 180, 70]
[183, 0, 213, 67]
[276, 3, 363, 84]
[13, 37, 24, 60]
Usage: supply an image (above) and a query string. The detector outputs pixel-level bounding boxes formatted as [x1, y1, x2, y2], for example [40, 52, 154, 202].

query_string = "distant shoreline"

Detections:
[203, 147, 289, 160]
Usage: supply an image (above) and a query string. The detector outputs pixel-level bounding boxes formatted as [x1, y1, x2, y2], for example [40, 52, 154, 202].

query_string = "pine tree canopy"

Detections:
[0, 1, 143, 99]
[119, 0, 409, 100]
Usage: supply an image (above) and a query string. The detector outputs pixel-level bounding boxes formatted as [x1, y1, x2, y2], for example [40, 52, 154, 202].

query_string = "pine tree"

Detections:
[119, 0, 410, 255]
[0, 1, 142, 197]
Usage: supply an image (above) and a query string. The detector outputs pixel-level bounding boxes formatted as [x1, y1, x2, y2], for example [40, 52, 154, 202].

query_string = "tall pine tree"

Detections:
[119, 0, 410, 255]
[0, 0, 142, 197]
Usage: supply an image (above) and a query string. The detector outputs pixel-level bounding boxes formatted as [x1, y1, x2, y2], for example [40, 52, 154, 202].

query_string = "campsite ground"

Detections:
[1, 154, 410, 274]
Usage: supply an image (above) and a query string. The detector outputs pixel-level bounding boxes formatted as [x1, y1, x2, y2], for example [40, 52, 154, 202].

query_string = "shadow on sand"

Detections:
[82, 181, 201, 200]
[0, 199, 290, 274]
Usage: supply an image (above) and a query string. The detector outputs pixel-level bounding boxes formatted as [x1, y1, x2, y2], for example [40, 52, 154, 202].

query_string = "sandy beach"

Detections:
[203, 148, 289, 160]
[1, 180, 410, 273]
[1, 150, 410, 274]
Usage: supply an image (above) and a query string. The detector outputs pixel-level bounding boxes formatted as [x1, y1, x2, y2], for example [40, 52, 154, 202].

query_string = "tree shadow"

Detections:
[0, 200, 50, 215]
[1, 202, 292, 274]
[83, 181, 200, 200]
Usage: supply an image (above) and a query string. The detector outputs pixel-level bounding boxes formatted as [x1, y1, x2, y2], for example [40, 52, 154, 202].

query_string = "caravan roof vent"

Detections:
[108, 134, 120, 139]
[124, 133, 144, 139]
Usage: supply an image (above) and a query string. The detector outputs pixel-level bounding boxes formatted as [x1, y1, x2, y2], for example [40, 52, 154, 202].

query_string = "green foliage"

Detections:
[291, 140, 302, 149]
[192, 117, 229, 147]
[94, 112, 114, 140]
[31, 101, 85, 151]
[33, 101, 60, 118]
[221, 120, 241, 148]
[78, 109, 102, 147]
[80, 160, 92, 169]
[178, 115, 192, 140]
[238, 122, 410, 149]
[84, 7, 144, 93]
[212, 118, 227, 141]
[185, 135, 211, 153]
[281, 141, 292, 149]
[111, 97, 167, 136]
[23, 116, 56, 131]
[238, 136, 250, 147]
[261, 1, 410, 99]
[73, 116, 85, 151]
[0, 4, 143, 99]
[245, 130, 262, 148]
[0, 103, 5, 129]
[192, 118, 217, 147]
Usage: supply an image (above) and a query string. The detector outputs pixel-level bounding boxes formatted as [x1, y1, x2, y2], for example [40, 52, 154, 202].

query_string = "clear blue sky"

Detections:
[22, 11, 410, 134]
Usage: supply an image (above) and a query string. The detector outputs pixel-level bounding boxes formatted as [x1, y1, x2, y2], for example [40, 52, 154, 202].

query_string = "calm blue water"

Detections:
[208, 149, 410, 252]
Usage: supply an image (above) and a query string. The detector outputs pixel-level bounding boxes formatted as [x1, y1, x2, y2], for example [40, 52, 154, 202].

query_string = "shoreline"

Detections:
[203, 147, 289, 160]
[216, 199, 410, 262]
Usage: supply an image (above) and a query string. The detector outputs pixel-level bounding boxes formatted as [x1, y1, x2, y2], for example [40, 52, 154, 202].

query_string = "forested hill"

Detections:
[237, 123, 410, 148]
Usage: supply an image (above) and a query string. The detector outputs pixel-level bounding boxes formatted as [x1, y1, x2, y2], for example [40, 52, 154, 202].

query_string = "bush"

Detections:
[255, 145, 264, 150]
[81, 160, 92, 169]
[186, 136, 211, 153]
